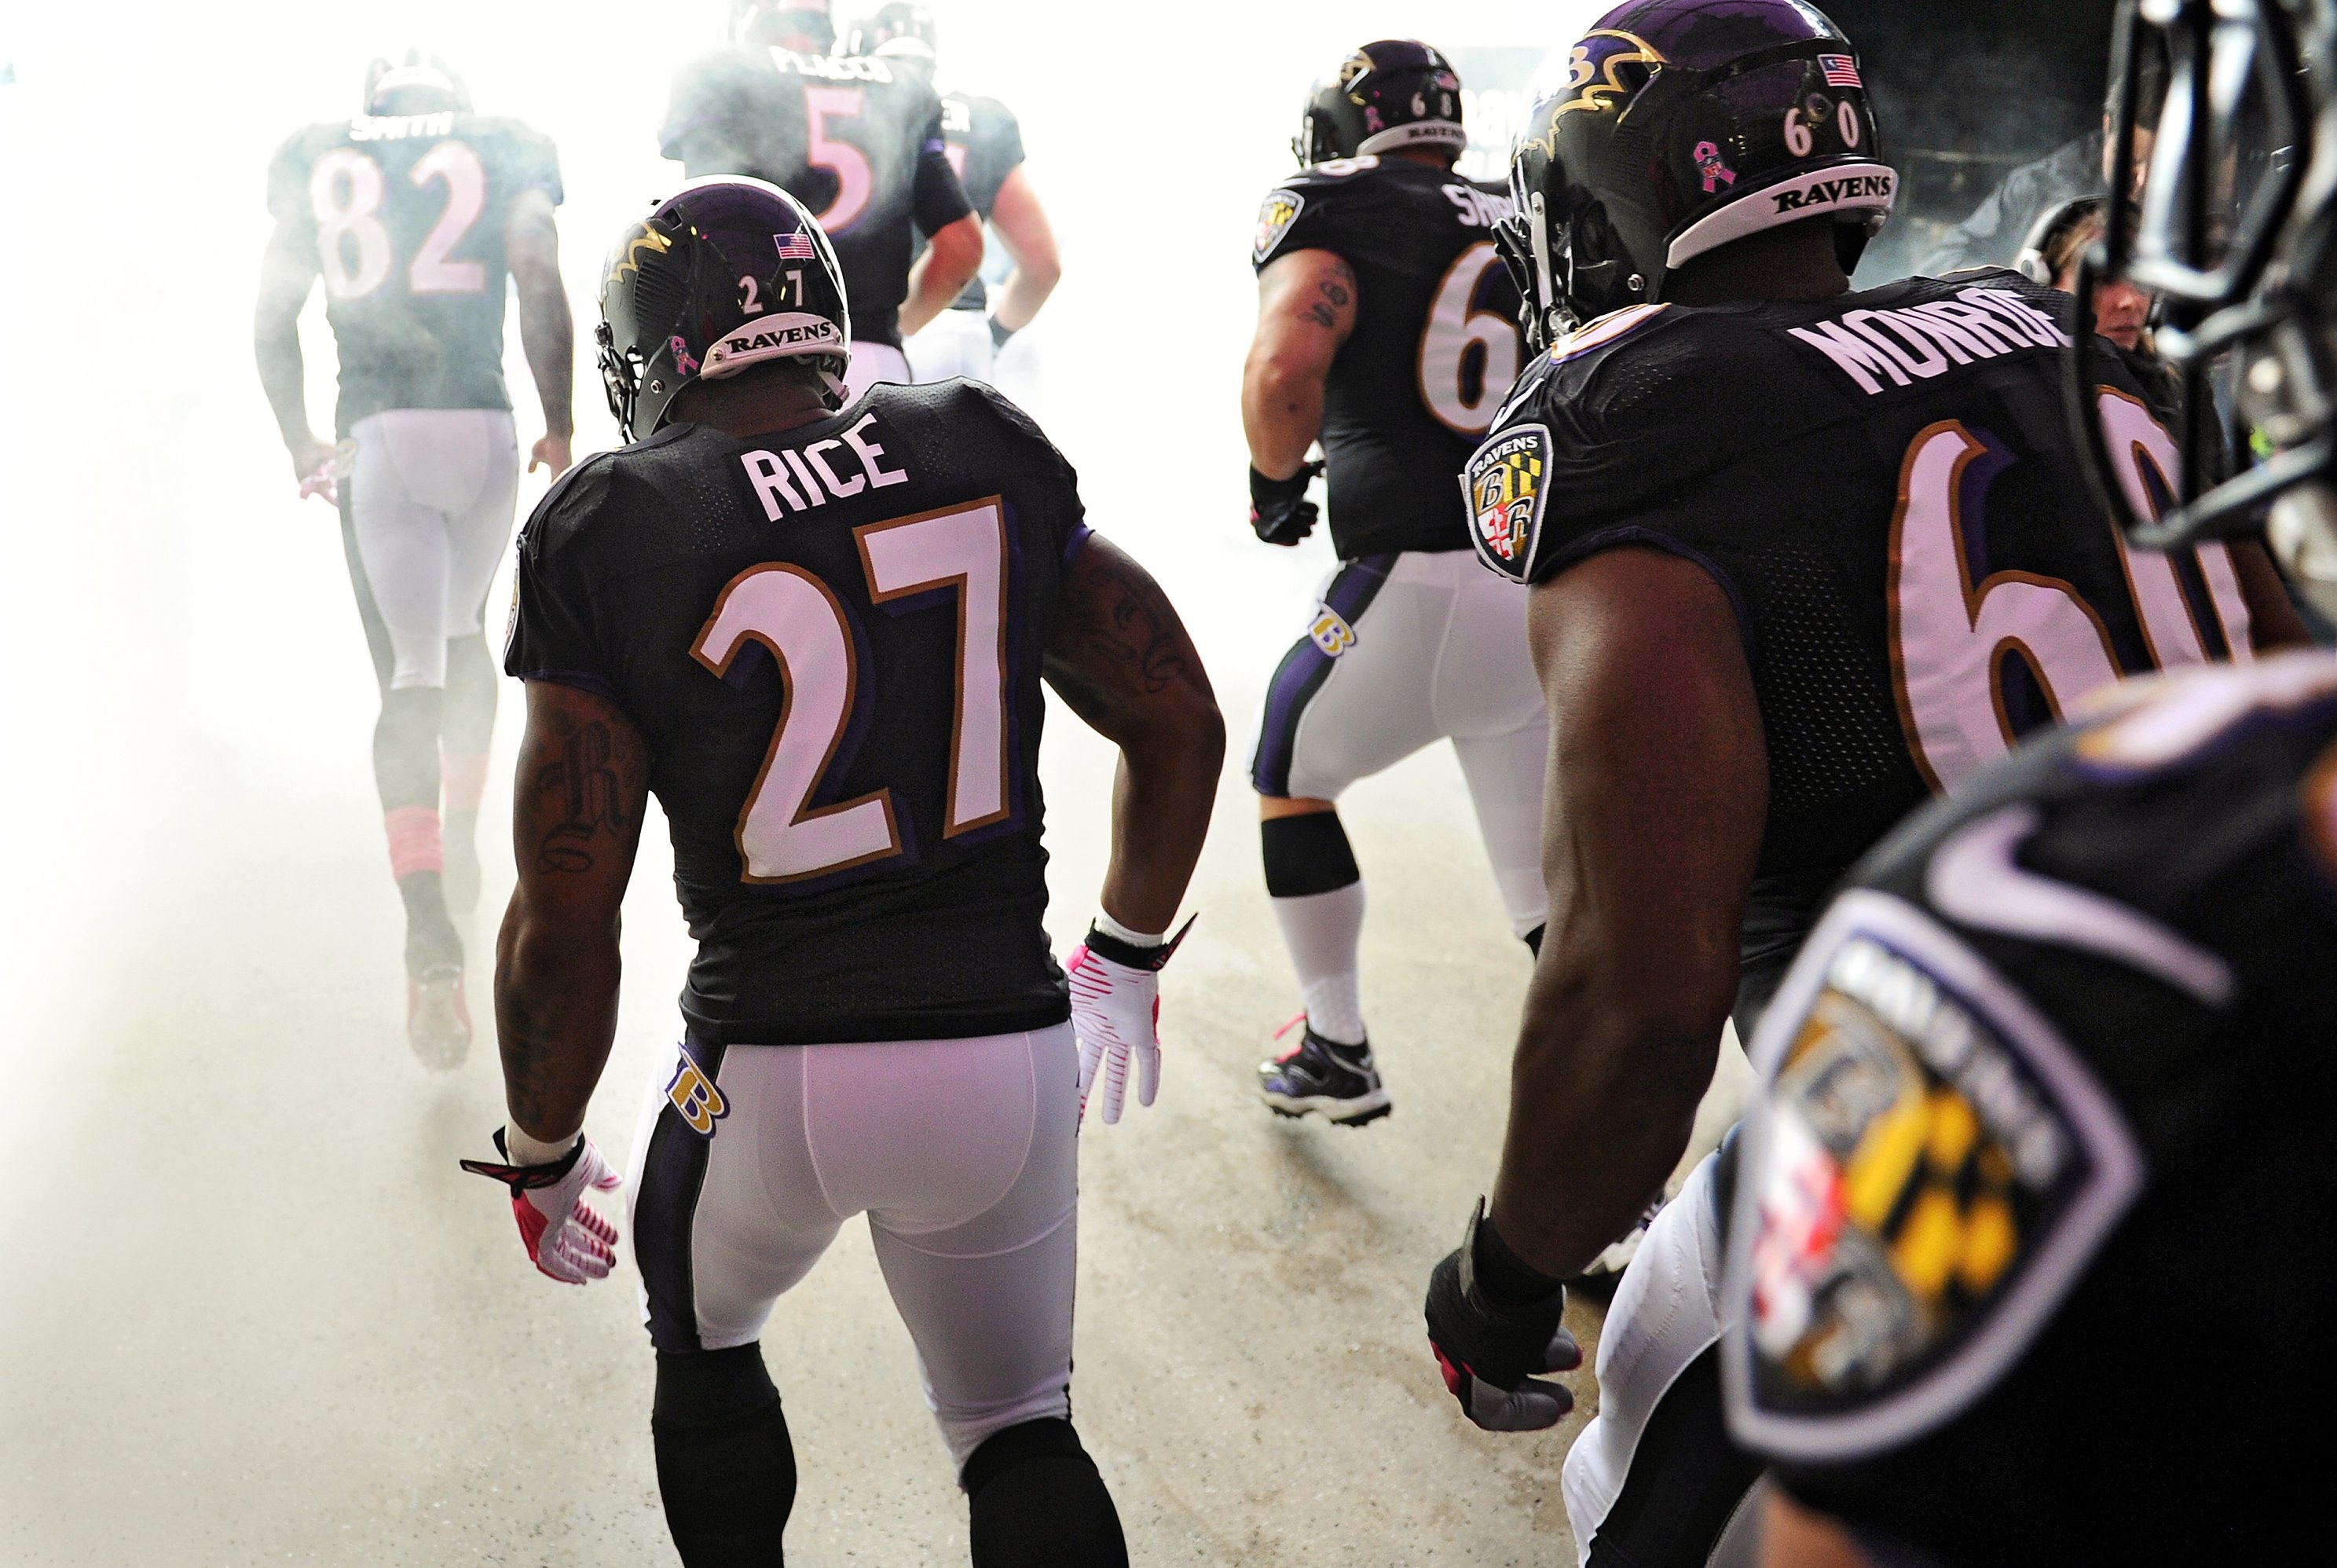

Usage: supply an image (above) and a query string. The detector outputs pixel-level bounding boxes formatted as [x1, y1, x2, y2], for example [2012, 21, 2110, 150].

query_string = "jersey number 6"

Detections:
[691, 500, 1011, 884]
[1420, 241, 1522, 436]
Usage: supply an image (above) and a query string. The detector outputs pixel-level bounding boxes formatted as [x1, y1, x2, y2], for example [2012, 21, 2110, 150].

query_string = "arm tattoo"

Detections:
[1045, 541, 1201, 723]
[1287, 258, 1355, 332]
[531, 721, 632, 874]
[497, 991, 566, 1129]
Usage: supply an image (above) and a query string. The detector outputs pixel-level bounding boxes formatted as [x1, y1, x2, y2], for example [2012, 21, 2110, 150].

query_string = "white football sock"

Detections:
[1272, 881, 1368, 1046]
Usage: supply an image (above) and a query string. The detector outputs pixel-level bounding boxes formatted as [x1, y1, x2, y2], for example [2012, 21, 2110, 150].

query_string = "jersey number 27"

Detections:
[692, 500, 1011, 884]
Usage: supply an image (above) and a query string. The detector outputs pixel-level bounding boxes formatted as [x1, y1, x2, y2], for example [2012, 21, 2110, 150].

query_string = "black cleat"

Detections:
[1258, 1020, 1390, 1126]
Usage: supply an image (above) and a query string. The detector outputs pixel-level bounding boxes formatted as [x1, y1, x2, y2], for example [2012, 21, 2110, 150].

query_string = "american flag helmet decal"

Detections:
[1819, 53, 1862, 89]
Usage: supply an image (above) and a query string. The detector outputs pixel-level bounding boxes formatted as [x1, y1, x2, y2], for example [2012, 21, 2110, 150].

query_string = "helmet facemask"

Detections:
[2069, 0, 2324, 575]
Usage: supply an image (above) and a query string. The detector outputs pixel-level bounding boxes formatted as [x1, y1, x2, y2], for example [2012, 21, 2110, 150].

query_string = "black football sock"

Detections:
[1524, 924, 1546, 958]
[372, 684, 445, 813]
[397, 872, 460, 975]
[964, 1419, 1127, 1568]
[653, 1345, 797, 1566]
[441, 632, 498, 756]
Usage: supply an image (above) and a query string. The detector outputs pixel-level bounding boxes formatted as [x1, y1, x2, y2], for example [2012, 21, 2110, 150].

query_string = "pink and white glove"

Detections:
[1067, 915, 1193, 1125]
[460, 1128, 622, 1284]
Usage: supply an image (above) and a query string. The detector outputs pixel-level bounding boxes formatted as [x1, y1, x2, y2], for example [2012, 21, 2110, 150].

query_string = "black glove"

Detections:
[1248, 461, 1323, 545]
[1424, 1198, 1580, 1431]
[987, 313, 1016, 350]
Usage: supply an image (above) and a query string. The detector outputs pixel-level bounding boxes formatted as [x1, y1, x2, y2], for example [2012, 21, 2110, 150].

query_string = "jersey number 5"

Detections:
[804, 86, 874, 233]
[1889, 392, 2255, 792]
[691, 500, 1011, 884]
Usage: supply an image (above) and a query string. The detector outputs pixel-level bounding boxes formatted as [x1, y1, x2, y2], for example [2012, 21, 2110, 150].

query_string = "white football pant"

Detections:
[1250, 548, 1550, 936]
[626, 1022, 1080, 1469]
[346, 408, 518, 689]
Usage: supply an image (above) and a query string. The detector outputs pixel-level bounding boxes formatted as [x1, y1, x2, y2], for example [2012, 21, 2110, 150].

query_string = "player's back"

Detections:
[1251, 155, 1522, 557]
[1723, 651, 2337, 1565]
[661, 46, 950, 348]
[934, 89, 1023, 313]
[1470, 269, 2263, 1013]
[505, 380, 1087, 1046]
[268, 110, 560, 431]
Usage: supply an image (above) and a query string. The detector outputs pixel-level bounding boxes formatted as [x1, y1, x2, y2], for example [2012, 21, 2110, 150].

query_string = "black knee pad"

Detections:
[962, 1419, 1127, 1568]
[1260, 811, 1361, 899]
[372, 685, 444, 813]
[652, 1345, 797, 1568]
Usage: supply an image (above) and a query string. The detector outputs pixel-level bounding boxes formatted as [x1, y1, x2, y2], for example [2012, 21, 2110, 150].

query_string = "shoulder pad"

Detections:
[517, 447, 628, 558]
[1460, 306, 1681, 582]
[2065, 651, 2337, 785]
[1721, 889, 2147, 1465]
[1547, 302, 1673, 368]
[1251, 159, 1391, 265]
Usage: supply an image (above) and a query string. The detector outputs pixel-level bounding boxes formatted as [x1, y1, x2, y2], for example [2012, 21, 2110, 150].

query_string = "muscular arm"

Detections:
[494, 679, 653, 1143]
[1488, 548, 1769, 1277]
[986, 165, 1060, 332]
[902, 212, 985, 337]
[1042, 533, 1225, 932]
[254, 212, 329, 482]
[1240, 248, 1357, 478]
[506, 189, 575, 477]
[2229, 540, 2316, 651]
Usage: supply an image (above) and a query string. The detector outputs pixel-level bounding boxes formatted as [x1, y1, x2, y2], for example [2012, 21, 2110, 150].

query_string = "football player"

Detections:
[1730, 2, 2337, 1561]
[255, 51, 573, 1068]
[463, 178, 1222, 1567]
[1242, 41, 1542, 1126]
[1416, 2, 2311, 1561]
[661, 0, 984, 397]
[844, 5, 1063, 385]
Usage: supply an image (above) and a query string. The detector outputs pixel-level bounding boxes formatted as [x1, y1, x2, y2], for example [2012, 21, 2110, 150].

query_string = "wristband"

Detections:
[1467, 1203, 1566, 1309]
[1248, 464, 1313, 507]
[1093, 910, 1165, 947]
[459, 1126, 588, 1189]
[1080, 912, 1197, 971]
[988, 314, 1017, 349]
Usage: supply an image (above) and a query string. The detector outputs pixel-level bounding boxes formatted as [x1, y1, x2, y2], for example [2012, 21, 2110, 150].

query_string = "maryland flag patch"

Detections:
[1253, 186, 1307, 266]
[1721, 894, 2143, 1464]
[1463, 423, 1550, 581]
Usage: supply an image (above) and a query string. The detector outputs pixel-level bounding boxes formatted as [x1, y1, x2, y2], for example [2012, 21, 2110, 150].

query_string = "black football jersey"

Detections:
[1720, 651, 2337, 1566]
[504, 381, 1086, 1045]
[936, 89, 1026, 313]
[266, 111, 561, 434]
[1465, 271, 2265, 1024]
[1251, 156, 1523, 559]
[661, 47, 975, 349]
